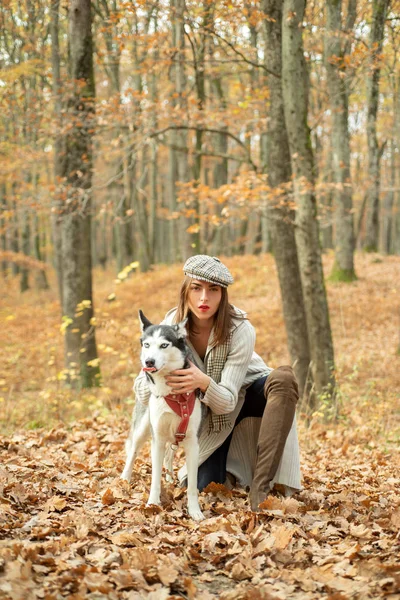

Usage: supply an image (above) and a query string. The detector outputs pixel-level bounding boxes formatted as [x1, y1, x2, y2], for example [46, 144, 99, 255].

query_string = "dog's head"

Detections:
[138, 310, 188, 374]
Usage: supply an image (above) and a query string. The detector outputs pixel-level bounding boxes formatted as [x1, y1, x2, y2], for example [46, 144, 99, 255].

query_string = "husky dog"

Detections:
[121, 310, 205, 521]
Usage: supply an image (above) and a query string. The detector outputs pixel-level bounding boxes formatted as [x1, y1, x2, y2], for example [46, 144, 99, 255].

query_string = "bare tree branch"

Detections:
[148, 125, 258, 171]
[192, 24, 280, 78]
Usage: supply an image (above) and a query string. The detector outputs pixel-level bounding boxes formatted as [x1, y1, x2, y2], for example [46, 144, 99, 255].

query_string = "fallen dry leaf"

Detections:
[272, 524, 295, 550]
[101, 487, 116, 506]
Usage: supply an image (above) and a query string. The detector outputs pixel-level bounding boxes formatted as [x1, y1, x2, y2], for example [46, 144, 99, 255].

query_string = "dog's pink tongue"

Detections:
[143, 367, 157, 372]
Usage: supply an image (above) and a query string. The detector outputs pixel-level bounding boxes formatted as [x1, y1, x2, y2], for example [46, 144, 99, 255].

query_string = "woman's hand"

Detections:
[166, 361, 210, 394]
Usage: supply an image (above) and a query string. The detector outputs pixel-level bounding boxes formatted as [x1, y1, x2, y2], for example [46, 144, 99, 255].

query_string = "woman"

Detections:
[133, 255, 301, 510]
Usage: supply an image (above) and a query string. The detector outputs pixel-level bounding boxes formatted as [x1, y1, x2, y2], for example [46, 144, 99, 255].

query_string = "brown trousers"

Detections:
[249, 365, 299, 511]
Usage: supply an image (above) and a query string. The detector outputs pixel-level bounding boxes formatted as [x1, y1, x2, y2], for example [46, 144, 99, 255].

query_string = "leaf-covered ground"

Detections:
[0, 417, 399, 600]
[1, 252, 400, 598]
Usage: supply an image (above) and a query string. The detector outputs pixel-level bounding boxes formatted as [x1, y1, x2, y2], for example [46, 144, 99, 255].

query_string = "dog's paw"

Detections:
[146, 498, 161, 507]
[188, 502, 205, 521]
[120, 471, 131, 483]
[188, 507, 205, 521]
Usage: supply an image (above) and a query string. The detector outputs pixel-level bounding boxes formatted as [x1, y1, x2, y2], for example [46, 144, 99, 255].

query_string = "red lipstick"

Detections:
[199, 305, 210, 312]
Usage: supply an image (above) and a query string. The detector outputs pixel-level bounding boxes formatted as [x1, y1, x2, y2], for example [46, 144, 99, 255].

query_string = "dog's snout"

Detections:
[145, 358, 155, 368]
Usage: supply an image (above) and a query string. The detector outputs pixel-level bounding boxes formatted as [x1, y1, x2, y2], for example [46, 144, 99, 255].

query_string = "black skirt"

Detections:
[197, 375, 268, 491]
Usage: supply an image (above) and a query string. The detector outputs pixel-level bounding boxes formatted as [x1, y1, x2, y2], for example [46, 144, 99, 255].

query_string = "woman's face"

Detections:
[187, 280, 222, 323]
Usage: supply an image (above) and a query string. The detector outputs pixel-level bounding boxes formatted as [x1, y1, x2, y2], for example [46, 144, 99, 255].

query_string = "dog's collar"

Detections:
[164, 391, 196, 447]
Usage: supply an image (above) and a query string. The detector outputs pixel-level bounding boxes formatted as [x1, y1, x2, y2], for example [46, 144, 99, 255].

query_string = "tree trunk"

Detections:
[394, 189, 400, 255]
[244, 11, 262, 255]
[363, 0, 390, 251]
[33, 213, 50, 290]
[96, 0, 129, 273]
[210, 72, 229, 256]
[59, 0, 100, 389]
[261, 0, 311, 400]
[320, 148, 334, 250]
[244, 212, 260, 255]
[191, 4, 212, 254]
[325, 0, 357, 280]
[282, 0, 336, 406]
[260, 136, 273, 254]
[166, 0, 191, 262]
[119, 143, 136, 272]
[394, 75, 400, 254]
[113, 150, 131, 274]
[167, 142, 179, 263]
[20, 208, 30, 292]
[148, 10, 159, 263]
[50, 0, 64, 302]
[1, 184, 7, 276]
[382, 139, 395, 253]
[383, 70, 398, 254]
[132, 162, 151, 272]
[31, 164, 49, 290]
[11, 196, 20, 276]
[97, 207, 108, 269]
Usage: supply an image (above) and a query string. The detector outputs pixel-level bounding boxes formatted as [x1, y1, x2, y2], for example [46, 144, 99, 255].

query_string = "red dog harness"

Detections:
[164, 391, 196, 448]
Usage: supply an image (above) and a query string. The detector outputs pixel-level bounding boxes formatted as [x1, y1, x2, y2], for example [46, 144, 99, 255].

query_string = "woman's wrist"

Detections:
[199, 374, 211, 393]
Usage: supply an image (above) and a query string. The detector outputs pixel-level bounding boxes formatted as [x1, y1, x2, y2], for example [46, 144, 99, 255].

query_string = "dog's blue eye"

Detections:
[143, 342, 150, 348]
[160, 343, 169, 349]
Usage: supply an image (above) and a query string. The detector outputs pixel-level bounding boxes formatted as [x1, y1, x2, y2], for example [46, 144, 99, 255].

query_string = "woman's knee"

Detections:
[264, 365, 299, 401]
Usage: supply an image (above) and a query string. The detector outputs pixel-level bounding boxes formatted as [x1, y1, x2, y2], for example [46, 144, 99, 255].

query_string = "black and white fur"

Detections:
[121, 310, 205, 521]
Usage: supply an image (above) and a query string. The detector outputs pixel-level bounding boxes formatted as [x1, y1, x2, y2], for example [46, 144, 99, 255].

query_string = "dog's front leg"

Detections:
[121, 414, 150, 483]
[163, 445, 175, 483]
[147, 437, 165, 506]
[183, 439, 204, 521]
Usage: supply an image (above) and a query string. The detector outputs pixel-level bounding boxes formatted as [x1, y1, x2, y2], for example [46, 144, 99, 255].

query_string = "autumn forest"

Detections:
[1, 0, 400, 598]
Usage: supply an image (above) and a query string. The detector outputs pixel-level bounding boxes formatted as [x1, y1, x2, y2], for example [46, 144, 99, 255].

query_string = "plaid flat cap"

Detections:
[183, 255, 234, 288]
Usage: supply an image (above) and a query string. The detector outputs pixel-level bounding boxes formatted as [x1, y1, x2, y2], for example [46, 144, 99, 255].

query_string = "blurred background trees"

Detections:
[2, 0, 399, 276]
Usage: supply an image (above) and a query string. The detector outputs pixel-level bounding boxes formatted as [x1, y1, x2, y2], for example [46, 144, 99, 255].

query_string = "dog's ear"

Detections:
[138, 310, 153, 332]
[173, 318, 188, 339]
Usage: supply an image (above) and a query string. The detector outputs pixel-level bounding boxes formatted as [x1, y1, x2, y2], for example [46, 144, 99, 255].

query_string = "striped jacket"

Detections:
[133, 307, 302, 492]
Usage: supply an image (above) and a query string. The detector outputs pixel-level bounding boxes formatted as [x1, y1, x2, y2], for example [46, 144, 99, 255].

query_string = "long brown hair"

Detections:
[174, 276, 238, 347]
